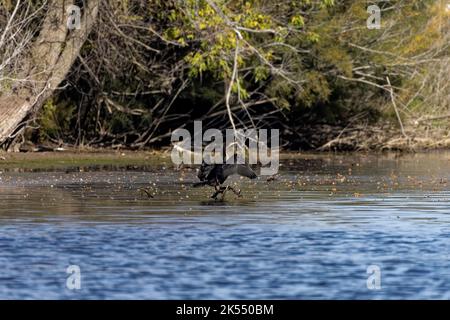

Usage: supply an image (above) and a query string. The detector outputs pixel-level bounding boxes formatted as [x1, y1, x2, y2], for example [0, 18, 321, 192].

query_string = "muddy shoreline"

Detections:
[1, 149, 449, 172]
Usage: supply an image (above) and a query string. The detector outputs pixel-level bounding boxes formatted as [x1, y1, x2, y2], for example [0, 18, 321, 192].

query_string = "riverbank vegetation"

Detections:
[1, 0, 449, 151]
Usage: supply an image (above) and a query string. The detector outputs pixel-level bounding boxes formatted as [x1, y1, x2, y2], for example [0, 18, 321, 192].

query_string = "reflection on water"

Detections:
[0, 152, 449, 299]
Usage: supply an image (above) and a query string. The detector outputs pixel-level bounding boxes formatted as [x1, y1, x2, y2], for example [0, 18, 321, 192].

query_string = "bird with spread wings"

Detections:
[194, 154, 257, 200]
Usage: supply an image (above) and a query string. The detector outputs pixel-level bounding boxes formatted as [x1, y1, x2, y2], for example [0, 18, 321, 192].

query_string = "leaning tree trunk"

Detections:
[0, 0, 99, 149]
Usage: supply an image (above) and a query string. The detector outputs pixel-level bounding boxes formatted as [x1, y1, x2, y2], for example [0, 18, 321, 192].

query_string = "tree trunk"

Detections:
[0, 0, 99, 149]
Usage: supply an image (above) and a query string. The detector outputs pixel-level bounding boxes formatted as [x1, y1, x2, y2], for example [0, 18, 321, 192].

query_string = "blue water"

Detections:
[0, 153, 449, 299]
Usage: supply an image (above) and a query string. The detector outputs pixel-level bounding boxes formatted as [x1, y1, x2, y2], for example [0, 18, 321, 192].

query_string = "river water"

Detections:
[0, 152, 449, 299]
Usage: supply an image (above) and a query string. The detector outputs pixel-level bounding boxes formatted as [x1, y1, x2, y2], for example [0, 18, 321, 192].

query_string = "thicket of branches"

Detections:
[1, 0, 449, 150]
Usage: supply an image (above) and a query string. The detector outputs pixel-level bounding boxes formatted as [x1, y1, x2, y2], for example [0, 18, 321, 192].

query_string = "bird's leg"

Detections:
[211, 190, 220, 200]
[211, 185, 223, 200]
[220, 186, 229, 201]
[227, 185, 242, 198]
[211, 185, 227, 200]
[210, 181, 219, 199]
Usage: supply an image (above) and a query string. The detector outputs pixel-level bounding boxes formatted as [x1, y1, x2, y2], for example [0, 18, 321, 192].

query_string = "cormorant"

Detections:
[194, 156, 257, 199]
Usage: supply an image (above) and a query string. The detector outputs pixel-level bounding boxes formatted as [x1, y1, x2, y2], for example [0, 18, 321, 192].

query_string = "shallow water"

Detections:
[0, 152, 449, 299]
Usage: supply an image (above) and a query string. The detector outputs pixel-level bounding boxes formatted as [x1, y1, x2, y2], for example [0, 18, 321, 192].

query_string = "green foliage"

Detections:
[109, 112, 134, 134]
[39, 100, 59, 139]
[28, 0, 446, 148]
[170, 0, 281, 81]
[297, 72, 331, 107]
[38, 100, 76, 142]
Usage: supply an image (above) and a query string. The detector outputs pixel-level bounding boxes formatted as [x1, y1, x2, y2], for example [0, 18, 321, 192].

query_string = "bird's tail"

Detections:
[193, 181, 209, 188]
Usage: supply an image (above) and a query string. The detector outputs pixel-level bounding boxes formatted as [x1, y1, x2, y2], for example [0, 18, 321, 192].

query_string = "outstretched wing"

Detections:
[222, 164, 257, 179]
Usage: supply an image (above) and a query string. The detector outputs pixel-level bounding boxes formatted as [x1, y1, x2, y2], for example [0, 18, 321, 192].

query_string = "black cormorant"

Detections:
[194, 157, 257, 199]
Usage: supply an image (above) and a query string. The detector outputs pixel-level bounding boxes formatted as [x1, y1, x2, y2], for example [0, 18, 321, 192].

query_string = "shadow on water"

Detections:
[0, 152, 449, 299]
